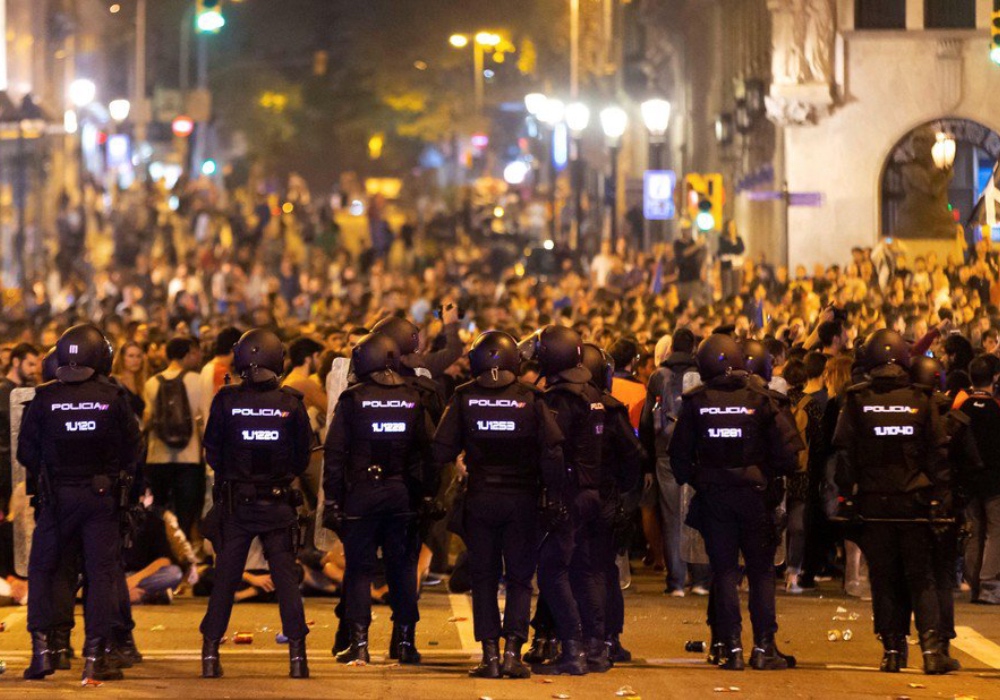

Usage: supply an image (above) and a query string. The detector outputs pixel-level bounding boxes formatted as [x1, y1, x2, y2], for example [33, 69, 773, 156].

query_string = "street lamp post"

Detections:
[641, 98, 671, 249]
[538, 97, 565, 245]
[600, 106, 627, 249]
[566, 101, 589, 250]
[451, 32, 500, 114]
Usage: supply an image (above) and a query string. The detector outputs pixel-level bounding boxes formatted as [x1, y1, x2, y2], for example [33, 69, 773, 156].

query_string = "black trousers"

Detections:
[605, 550, 625, 637]
[860, 522, 939, 638]
[146, 463, 205, 539]
[200, 501, 308, 641]
[28, 486, 118, 641]
[341, 480, 419, 627]
[536, 487, 609, 642]
[701, 486, 777, 642]
[465, 489, 537, 642]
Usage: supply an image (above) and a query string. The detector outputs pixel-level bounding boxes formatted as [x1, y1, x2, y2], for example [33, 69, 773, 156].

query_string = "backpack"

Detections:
[153, 372, 194, 449]
[653, 367, 688, 442]
[789, 393, 812, 473]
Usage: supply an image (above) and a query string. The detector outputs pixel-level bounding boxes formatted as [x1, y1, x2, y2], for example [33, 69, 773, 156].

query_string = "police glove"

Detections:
[419, 497, 447, 523]
[322, 501, 345, 534]
[541, 500, 569, 532]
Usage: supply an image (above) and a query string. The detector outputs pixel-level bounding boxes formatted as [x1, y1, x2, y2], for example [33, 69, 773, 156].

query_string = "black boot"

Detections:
[708, 637, 725, 666]
[720, 637, 745, 671]
[389, 623, 401, 660]
[920, 630, 954, 675]
[608, 634, 632, 663]
[289, 638, 309, 679]
[750, 636, 792, 670]
[117, 631, 143, 665]
[523, 634, 548, 664]
[82, 637, 123, 682]
[585, 637, 612, 673]
[332, 618, 350, 656]
[879, 634, 904, 673]
[201, 638, 223, 679]
[50, 629, 72, 671]
[942, 639, 961, 672]
[23, 631, 54, 680]
[397, 624, 422, 664]
[501, 637, 531, 679]
[534, 639, 588, 676]
[335, 624, 370, 665]
[469, 639, 501, 678]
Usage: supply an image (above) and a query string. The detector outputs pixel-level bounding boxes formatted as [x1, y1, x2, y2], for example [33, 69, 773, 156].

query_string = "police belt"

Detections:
[467, 472, 538, 492]
[220, 480, 300, 506]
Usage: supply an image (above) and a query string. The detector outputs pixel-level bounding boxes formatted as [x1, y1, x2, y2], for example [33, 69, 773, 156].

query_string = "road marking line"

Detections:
[1, 609, 26, 630]
[953, 626, 1000, 669]
[447, 593, 478, 653]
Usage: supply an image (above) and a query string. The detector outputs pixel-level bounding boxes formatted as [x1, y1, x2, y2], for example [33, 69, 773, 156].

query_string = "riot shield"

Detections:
[10, 387, 35, 577]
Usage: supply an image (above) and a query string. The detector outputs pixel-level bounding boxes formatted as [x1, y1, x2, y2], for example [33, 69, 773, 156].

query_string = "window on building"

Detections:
[924, 0, 975, 29]
[855, 0, 905, 30]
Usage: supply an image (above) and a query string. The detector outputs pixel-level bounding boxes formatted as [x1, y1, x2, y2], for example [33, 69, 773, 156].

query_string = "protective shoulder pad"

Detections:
[279, 385, 305, 401]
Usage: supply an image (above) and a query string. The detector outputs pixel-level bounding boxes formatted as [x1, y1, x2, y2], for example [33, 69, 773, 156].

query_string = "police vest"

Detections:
[546, 381, 605, 489]
[218, 385, 307, 483]
[37, 379, 125, 478]
[344, 383, 424, 484]
[458, 381, 541, 491]
[850, 384, 933, 495]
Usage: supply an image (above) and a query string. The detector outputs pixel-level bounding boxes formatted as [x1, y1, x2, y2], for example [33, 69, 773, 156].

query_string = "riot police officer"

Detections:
[833, 329, 952, 675]
[199, 329, 313, 679]
[902, 355, 973, 672]
[433, 331, 565, 679]
[580, 343, 643, 666]
[669, 334, 799, 671]
[529, 325, 606, 676]
[323, 333, 436, 666]
[19, 324, 141, 682]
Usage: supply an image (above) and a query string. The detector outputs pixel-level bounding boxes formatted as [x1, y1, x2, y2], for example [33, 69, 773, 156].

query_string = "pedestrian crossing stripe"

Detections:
[953, 626, 1000, 669]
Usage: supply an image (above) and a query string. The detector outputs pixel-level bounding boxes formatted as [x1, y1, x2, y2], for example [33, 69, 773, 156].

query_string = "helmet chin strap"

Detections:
[491, 367, 499, 382]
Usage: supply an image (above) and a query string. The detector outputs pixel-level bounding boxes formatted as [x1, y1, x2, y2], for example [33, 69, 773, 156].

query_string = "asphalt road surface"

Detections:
[1, 570, 998, 698]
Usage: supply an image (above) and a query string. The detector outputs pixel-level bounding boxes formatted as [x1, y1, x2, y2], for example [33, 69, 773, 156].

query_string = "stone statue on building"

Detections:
[893, 128, 956, 240]
[766, 0, 835, 125]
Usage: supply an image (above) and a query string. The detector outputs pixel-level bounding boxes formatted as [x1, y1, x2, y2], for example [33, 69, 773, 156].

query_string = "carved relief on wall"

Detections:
[766, 0, 835, 125]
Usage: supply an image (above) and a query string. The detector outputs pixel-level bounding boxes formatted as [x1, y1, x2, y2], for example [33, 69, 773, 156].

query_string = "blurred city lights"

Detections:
[470, 133, 489, 148]
[543, 239, 555, 250]
[449, 34, 469, 48]
[538, 98, 565, 126]
[201, 159, 218, 176]
[69, 79, 96, 108]
[282, 202, 294, 214]
[63, 110, 78, 134]
[641, 99, 672, 137]
[349, 199, 365, 216]
[108, 99, 131, 122]
[475, 32, 501, 47]
[109, 3, 121, 13]
[565, 102, 590, 136]
[196, 6, 226, 34]
[503, 160, 530, 185]
[171, 115, 195, 137]
[600, 106, 628, 140]
[524, 92, 547, 116]
[493, 206, 504, 218]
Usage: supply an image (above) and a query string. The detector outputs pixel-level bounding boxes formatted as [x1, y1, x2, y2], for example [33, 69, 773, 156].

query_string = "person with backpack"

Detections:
[144, 337, 204, 540]
[639, 328, 709, 597]
[953, 355, 1000, 604]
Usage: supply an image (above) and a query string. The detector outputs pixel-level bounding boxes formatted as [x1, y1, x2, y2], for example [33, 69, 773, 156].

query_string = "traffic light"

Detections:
[683, 173, 724, 232]
[992, 0, 1000, 65]
[196, 0, 225, 34]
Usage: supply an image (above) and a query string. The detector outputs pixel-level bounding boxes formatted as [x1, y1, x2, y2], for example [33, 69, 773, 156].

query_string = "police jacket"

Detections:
[323, 374, 435, 507]
[543, 367, 606, 490]
[18, 376, 141, 482]
[833, 365, 948, 509]
[203, 380, 312, 485]
[668, 371, 799, 489]
[433, 375, 564, 494]
[601, 393, 643, 497]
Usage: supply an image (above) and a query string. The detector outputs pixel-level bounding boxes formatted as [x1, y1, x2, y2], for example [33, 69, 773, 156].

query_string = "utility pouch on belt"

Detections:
[91, 474, 113, 496]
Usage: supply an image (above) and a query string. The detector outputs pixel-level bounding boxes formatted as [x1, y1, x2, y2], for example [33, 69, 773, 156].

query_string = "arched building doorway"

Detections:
[880, 118, 1000, 238]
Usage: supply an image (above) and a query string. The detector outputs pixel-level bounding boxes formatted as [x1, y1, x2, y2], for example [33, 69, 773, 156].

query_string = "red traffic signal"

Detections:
[172, 115, 194, 138]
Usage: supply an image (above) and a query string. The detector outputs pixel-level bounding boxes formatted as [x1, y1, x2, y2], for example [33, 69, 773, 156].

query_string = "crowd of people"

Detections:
[2, 172, 1000, 680]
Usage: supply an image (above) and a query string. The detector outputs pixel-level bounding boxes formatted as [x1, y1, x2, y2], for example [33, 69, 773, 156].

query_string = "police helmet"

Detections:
[581, 343, 614, 392]
[55, 324, 108, 383]
[863, 329, 910, 371]
[352, 333, 403, 385]
[233, 328, 286, 383]
[696, 333, 745, 381]
[97, 337, 114, 377]
[371, 316, 420, 356]
[469, 331, 519, 380]
[910, 354, 945, 391]
[535, 325, 584, 379]
[741, 339, 773, 382]
[41, 347, 60, 383]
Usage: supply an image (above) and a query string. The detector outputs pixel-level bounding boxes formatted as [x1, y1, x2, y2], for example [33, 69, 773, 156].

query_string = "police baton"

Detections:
[830, 516, 956, 524]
